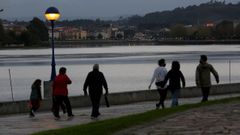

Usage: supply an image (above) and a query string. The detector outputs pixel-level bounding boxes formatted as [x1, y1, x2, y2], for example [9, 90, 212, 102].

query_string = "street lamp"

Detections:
[45, 7, 60, 81]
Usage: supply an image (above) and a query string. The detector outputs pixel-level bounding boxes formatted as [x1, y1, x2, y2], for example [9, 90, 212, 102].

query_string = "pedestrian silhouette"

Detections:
[52, 67, 74, 120]
[149, 59, 168, 109]
[196, 55, 219, 102]
[29, 79, 42, 117]
[163, 61, 185, 107]
[83, 64, 109, 119]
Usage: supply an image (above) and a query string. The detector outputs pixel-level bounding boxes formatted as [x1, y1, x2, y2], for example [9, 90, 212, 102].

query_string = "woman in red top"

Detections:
[52, 67, 74, 119]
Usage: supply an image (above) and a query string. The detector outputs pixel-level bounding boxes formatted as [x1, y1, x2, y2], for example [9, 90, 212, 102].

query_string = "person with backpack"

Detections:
[148, 59, 168, 109]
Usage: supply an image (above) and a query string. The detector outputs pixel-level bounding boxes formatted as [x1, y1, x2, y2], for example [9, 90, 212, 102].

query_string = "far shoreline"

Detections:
[55, 39, 240, 46]
[1, 39, 240, 49]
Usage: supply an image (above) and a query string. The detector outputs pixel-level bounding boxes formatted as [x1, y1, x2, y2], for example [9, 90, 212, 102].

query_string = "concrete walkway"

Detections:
[115, 97, 240, 135]
[0, 94, 239, 135]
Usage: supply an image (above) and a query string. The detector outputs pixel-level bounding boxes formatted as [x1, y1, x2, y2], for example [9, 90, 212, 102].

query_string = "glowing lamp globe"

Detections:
[45, 7, 60, 21]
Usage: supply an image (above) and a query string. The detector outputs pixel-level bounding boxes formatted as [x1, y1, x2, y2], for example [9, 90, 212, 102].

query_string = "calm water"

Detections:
[1, 45, 240, 101]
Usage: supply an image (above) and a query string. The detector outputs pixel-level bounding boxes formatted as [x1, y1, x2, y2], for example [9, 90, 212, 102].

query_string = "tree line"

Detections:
[126, 1, 240, 29]
[0, 17, 48, 47]
[169, 20, 240, 40]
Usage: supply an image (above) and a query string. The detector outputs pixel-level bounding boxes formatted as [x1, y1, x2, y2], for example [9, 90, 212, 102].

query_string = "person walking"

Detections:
[163, 61, 185, 107]
[196, 55, 219, 102]
[29, 79, 42, 117]
[52, 67, 74, 120]
[83, 64, 108, 119]
[148, 59, 168, 109]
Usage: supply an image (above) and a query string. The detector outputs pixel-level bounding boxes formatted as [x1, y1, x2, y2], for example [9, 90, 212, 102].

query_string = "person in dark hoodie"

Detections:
[196, 55, 219, 102]
[83, 64, 108, 119]
[163, 61, 185, 107]
[29, 79, 42, 117]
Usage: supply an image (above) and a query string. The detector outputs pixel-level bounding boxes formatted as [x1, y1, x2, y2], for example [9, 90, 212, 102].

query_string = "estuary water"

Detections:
[0, 45, 240, 101]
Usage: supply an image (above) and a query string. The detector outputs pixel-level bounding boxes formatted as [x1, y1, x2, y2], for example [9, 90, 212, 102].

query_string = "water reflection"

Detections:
[0, 45, 240, 101]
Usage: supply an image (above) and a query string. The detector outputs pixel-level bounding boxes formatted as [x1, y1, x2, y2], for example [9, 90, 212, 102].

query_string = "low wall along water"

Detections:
[0, 83, 240, 115]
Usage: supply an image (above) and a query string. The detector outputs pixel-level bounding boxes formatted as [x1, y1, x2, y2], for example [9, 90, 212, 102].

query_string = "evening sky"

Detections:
[0, 0, 239, 20]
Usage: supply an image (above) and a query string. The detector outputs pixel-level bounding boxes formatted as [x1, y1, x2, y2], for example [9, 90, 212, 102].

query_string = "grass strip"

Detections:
[33, 96, 240, 135]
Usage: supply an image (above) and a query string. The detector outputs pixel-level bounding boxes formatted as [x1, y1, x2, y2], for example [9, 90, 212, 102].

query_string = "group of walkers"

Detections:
[149, 55, 219, 109]
[28, 54, 219, 119]
[29, 64, 108, 120]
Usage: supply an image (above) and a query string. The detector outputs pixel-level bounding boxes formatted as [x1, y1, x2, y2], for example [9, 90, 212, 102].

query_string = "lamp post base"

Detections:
[43, 81, 53, 99]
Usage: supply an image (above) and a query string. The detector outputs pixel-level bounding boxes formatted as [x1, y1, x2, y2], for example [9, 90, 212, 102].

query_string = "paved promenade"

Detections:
[0, 94, 239, 135]
[115, 99, 240, 135]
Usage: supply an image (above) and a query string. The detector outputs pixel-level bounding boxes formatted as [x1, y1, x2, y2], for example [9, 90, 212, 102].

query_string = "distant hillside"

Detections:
[126, 1, 240, 28]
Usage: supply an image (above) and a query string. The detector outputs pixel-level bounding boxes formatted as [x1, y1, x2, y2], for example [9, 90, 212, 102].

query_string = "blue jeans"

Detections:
[170, 89, 180, 107]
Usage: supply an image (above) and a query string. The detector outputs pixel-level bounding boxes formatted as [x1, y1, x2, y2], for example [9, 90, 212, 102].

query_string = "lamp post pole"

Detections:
[50, 20, 56, 81]
[45, 7, 60, 81]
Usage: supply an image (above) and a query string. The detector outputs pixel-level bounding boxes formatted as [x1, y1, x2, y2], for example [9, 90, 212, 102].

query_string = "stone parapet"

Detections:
[0, 83, 239, 115]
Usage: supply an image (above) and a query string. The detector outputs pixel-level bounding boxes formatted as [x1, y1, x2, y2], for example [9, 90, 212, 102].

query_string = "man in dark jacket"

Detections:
[196, 55, 219, 102]
[83, 64, 108, 119]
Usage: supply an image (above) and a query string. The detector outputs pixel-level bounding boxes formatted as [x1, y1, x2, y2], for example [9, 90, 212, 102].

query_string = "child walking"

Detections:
[163, 61, 185, 107]
[29, 79, 42, 117]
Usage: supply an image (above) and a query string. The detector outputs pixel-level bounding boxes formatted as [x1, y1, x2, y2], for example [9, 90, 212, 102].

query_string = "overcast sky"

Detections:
[0, 0, 239, 21]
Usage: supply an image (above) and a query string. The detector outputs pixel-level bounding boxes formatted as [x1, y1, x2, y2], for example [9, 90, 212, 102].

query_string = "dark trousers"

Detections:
[52, 97, 66, 114]
[90, 94, 101, 117]
[201, 87, 210, 102]
[157, 89, 167, 108]
[30, 100, 40, 111]
[53, 95, 73, 117]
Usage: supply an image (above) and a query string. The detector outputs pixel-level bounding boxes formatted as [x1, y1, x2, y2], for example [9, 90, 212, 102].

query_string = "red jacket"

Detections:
[52, 74, 72, 96]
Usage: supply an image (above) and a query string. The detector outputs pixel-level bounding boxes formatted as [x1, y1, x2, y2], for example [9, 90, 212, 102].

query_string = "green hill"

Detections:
[126, 1, 240, 28]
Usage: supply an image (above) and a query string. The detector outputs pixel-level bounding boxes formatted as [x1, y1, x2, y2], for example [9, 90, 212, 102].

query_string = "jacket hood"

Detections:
[199, 62, 211, 68]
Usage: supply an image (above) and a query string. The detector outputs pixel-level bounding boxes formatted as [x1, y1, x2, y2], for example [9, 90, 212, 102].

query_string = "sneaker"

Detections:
[54, 116, 60, 120]
[201, 99, 208, 103]
[29, 114, 34, 118]
[91, 116, 98, 120]
[68, 114, 74, 118]
[161, 104, 165, 109]
[91, 115, 99, 119]
[32, 110, 35, 115]
[29, 110, 35, 118]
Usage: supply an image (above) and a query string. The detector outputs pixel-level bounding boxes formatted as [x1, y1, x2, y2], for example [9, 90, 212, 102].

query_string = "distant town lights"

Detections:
[45, 7, 60, 21]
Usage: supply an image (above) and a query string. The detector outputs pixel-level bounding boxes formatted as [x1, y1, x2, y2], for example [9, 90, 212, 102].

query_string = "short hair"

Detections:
[200, 55, 208, 62]
[59, 67, 66, 74]
[158, 59, 165, 66]
[93, 64, 99, 70]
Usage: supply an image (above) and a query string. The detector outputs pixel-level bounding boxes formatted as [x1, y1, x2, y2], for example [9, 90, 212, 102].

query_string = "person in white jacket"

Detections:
[148, 59, 168, 109]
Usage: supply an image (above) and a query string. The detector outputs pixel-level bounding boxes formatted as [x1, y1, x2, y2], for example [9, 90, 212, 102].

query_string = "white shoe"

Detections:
[54, 116, 60, 120]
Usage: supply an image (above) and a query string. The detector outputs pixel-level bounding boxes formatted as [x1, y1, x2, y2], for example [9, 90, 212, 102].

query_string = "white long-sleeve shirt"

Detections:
[150, 66, 168, 88]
